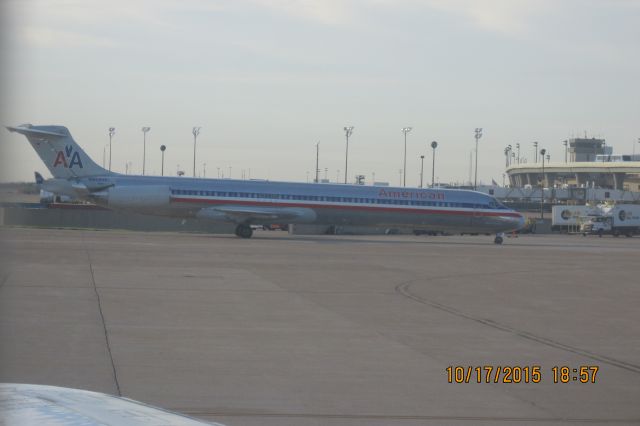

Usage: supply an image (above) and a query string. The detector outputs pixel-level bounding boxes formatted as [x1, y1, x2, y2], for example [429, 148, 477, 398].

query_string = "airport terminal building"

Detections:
[505, 138, 640, 192]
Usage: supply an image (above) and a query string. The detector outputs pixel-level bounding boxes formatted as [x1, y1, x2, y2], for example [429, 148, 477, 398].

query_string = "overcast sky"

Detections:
[1, 0, 639, 185]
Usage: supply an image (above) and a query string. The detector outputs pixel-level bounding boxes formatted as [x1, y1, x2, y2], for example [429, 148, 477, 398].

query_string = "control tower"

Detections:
[568, 137, 612, 162]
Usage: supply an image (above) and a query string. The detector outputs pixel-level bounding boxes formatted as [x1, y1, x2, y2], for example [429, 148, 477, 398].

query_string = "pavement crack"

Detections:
[85, 247, 122, 396]
[177, 410, 640, 423]
[396, 280, 640, 374]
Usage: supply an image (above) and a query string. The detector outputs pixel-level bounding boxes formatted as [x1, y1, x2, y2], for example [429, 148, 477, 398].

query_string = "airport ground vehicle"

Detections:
[551, 205, 600, 232]
[580, 205, 640, 237]
[8, 124, 524, 243]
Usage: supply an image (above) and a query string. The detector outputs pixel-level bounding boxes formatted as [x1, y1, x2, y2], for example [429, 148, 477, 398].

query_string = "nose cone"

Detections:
[511, 212, 525, 231]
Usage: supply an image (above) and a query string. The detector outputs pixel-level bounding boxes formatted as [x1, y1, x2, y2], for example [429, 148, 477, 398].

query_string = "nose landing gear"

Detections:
[235, 224, 253, 239]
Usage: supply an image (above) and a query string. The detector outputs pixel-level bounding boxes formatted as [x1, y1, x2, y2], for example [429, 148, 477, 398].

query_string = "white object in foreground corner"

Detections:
[0, 383, 226, 426]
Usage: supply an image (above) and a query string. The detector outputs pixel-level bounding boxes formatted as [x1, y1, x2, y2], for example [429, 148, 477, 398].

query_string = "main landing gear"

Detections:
[494, 232, 504, 245]
[235, 224, 253, 239]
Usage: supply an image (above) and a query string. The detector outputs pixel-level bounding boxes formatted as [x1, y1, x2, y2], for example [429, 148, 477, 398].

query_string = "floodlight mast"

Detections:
[160, 145, 166, 176]
[401, 127, 412, 187]
[540, 148, 547, 219]
[141, 127, 151, 175]
[315, 141, 320, 183]
[474, 128, 482, 190]
[431, 140, 438, 188]
[192, 127, 201, 178]
[108, 127, 116, 171]
[344, 126, 354, 184]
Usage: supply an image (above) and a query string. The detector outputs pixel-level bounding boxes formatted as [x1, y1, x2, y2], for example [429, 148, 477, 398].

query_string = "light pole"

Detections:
[474, 128, 482, 190]
[343, 126, 354, 184]
[516, 143, 520, 164]
[419, 155, 425, 188]
[533, 141, 538, 163]
[103, 144, 107, 168]
[431, 141, 438, 188]
[160, 145, 166, 176]
[108, 127, 115, 171]
[141, 127, 150, 175]
[315, 141, 320, 183]
[401, 127, 412, 187]
[203, 162, 206, 178]
[563, 140, 568, 163]
[540, 148, 546, 220]
[504, 147, 510, 168]
[192, 127, 201, 177]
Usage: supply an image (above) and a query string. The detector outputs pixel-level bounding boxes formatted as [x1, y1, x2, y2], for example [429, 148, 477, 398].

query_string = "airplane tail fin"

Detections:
[7, 124, 112, 179]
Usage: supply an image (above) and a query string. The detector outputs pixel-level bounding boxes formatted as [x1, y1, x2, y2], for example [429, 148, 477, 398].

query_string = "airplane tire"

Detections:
[235, 224, 253, 239]
[494, 236, 503, 245]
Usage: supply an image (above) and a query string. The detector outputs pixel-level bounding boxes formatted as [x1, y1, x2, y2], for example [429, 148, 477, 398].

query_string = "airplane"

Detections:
[7, 124, 524, 244]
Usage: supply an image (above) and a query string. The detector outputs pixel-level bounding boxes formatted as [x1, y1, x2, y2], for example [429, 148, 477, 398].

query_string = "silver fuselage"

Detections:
[84, 174, 524, 234]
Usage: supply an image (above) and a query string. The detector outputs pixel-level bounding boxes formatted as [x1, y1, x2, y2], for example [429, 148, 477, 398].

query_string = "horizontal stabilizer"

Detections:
[7, 125, 67, 138]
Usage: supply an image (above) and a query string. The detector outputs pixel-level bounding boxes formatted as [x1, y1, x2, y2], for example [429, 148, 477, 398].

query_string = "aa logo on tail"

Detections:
[53, 145, 83, 168]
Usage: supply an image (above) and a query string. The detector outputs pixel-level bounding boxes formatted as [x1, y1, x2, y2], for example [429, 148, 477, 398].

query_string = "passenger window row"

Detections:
[170, 189, 499, 209]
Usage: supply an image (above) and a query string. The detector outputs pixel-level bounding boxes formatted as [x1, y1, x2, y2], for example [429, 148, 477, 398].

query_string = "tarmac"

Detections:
[1, 227, 639, 426]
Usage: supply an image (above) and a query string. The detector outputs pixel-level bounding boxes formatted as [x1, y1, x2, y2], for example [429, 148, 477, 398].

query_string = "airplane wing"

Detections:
[0, 383, 225, 426]
[196, 205, 317, 223]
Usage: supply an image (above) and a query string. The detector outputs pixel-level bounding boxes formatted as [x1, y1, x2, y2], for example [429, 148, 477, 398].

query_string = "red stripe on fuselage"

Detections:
[170, 197, 522, 218]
